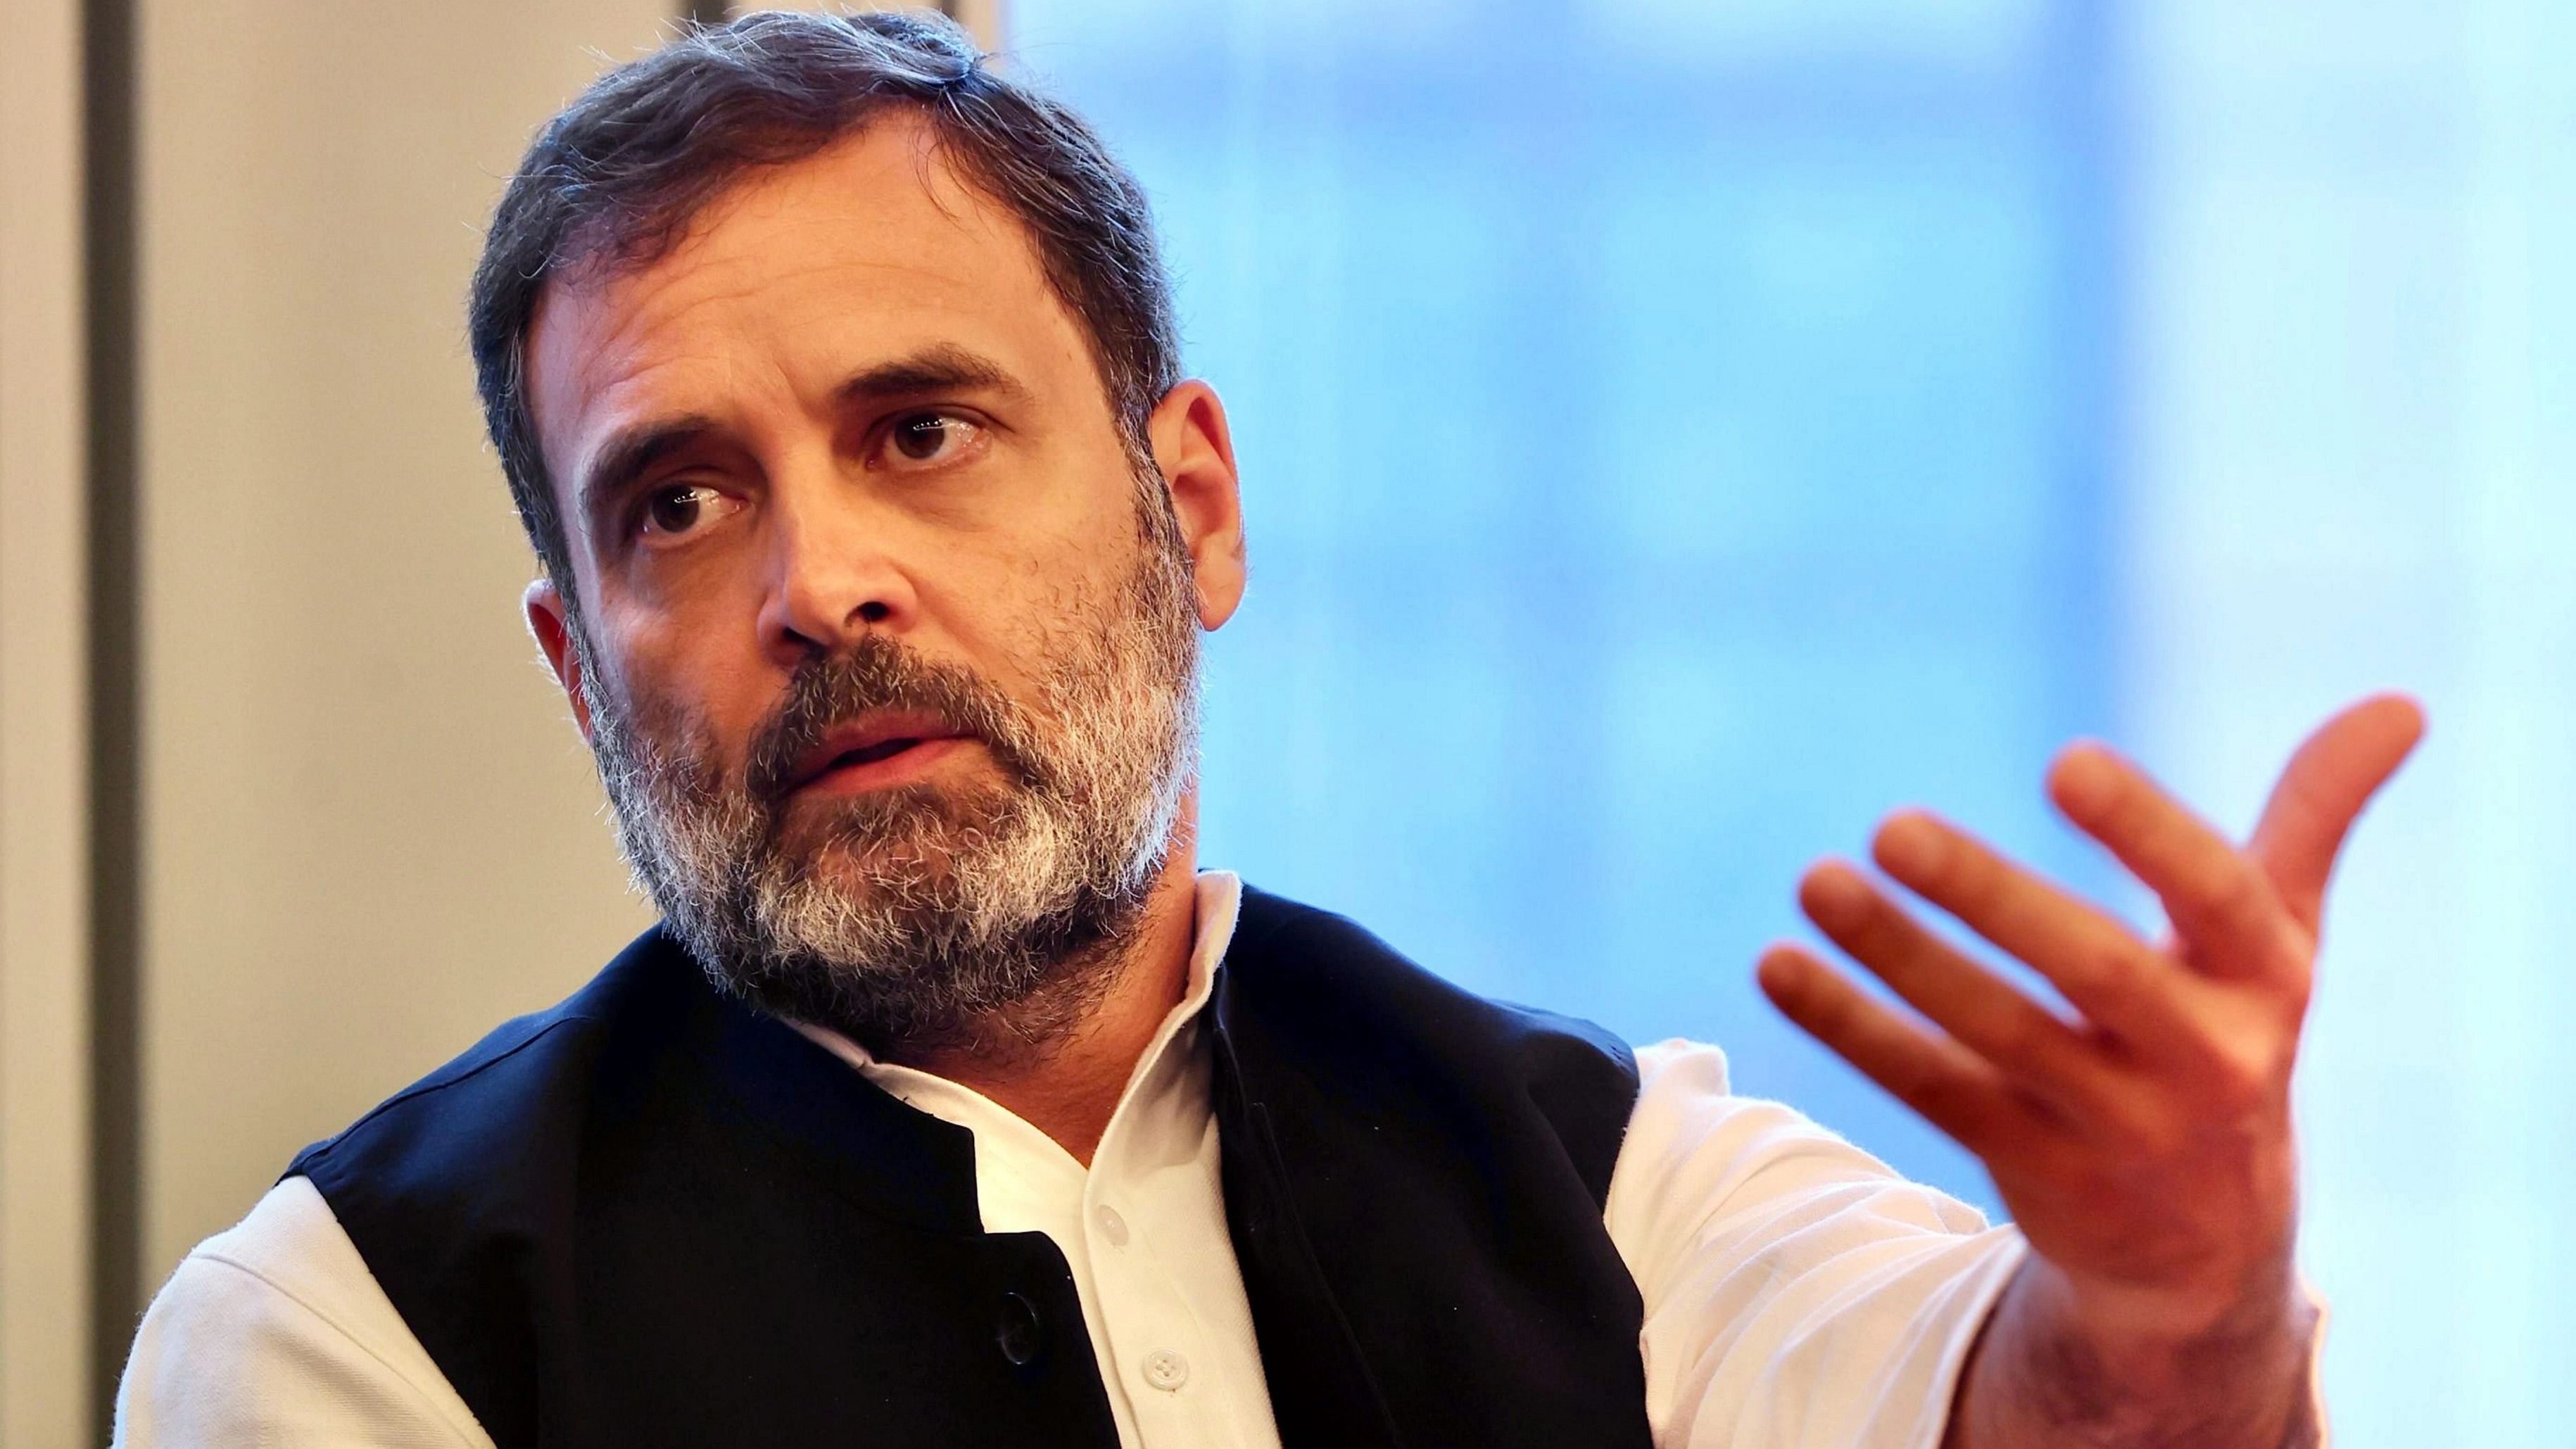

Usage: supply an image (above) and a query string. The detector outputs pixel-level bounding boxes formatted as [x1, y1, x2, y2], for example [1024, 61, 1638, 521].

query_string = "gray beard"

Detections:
[573, 498, 1200, 1058]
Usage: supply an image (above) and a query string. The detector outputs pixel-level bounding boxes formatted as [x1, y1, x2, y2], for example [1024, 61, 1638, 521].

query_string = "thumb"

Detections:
[2247, 692, 2426, 935]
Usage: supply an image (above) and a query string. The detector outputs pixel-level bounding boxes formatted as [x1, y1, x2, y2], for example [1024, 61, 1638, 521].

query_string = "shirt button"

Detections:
[1142, 1348, 1189, 1392]
[1094, 1203, 1129, 1246]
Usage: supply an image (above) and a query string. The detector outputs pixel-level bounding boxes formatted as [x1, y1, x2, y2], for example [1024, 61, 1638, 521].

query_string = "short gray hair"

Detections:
[467, 8, 1182, 599]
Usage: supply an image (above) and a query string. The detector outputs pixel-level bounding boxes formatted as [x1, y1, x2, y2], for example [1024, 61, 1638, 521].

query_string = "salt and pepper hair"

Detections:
[465, 8, 1184, 603]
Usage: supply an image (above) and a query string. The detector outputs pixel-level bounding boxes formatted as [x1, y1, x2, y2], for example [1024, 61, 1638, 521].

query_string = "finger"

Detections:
[1798, 861, 2128, 1116]
[2047, 744, 2298, 982]
[1757, 943, 2027, 1157]
[1871, 810, 2216, 1065]
[2248, 693, 2426, 935]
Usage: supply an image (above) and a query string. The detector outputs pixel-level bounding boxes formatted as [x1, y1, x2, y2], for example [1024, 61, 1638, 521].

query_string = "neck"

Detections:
[877, 832, 1204, 1168]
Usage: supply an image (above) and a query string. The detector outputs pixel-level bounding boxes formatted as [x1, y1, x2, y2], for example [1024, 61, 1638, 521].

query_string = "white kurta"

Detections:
[118, 871, 2083, 1448]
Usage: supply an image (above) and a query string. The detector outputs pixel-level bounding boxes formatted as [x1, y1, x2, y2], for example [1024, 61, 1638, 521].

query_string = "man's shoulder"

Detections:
[286, 925, 696, 1210]
[117, 1177, 493, 1448]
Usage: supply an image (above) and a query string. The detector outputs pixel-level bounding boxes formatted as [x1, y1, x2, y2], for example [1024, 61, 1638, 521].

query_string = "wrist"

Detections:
[2047, 1251, 2312, 1356]
[1961, 1256, 2319, 1448]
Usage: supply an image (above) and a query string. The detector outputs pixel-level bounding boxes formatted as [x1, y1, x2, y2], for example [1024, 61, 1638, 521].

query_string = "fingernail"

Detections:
[1755, 948, 1807, 999]
[1874, 812, 1945, 877]
[2051, 744, 2119, 814]
[1800, 862, 1869, 920]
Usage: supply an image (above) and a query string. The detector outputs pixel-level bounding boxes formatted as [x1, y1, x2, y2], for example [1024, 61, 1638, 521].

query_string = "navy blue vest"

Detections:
[291, 887, 1653, 1448]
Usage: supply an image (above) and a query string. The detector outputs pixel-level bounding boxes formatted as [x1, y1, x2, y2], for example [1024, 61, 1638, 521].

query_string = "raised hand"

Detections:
[1756, 695, 2423, 1444]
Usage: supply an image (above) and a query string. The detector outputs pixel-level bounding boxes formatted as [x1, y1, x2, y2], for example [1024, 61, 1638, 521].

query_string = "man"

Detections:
[115, 11, 2421, 1448]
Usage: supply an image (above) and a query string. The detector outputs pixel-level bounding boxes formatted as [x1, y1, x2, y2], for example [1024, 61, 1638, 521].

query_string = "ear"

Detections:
[1145, 379, 1247, 631]
[523, 576, 596, 743]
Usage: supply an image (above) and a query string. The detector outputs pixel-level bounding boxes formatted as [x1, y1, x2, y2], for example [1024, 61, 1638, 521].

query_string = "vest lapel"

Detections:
[1206, 970, 1408, 1449]
[1207, 889, 1655, 1449]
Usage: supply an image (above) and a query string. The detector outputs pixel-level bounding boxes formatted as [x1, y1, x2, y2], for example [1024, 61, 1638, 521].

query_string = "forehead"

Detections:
[523, 110, 1094, 495]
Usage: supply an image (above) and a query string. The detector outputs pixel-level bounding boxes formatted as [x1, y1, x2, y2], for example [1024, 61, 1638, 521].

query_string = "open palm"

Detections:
[1758, 694, 2423, 1334]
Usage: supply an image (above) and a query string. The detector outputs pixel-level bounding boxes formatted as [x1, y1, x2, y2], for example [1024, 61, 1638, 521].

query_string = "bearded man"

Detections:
[115, 11, 2422, 1449]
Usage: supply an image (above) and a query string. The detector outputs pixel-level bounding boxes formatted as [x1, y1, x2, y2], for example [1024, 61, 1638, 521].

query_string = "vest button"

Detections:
[995, 1291, 1044, 1367]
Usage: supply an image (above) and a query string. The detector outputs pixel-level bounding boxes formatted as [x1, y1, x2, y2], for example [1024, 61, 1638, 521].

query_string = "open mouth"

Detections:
[780, 717, 971, 799]
[828, 737, 928, 771]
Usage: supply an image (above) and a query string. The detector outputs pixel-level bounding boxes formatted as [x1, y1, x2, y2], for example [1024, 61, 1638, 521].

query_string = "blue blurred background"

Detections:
[1007, 1, 2574, 1443]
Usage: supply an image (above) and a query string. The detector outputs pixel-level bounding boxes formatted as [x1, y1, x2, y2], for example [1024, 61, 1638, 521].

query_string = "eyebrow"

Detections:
[572, 344, 1035, 524]
[833, 343, 1033, 411]
[575, 415, 719, 522]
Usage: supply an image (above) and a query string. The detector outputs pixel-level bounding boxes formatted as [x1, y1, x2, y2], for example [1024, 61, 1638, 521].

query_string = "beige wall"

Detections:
[130, 0, 669, 1301]
[1, 3, 95, 1443]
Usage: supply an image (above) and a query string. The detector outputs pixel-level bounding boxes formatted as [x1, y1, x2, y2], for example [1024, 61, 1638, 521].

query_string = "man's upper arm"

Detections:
[114, 1175, 491, 1449]
[1604, 1039, 2026, 1449]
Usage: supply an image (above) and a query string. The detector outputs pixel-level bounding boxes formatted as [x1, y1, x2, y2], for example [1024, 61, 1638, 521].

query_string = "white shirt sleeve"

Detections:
[113, 1175, 494, 1449]
[1605, 1039, 2027, 1449]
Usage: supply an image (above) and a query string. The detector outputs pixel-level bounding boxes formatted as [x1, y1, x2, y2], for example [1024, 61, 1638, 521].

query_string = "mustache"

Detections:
[742, 635, 1035, 804]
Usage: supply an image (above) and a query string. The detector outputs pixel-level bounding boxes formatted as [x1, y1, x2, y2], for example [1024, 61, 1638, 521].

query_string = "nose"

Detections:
[754, 458, 918, 662]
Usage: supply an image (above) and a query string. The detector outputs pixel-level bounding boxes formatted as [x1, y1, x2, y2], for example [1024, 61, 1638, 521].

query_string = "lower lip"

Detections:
[795, 735, 971, 799]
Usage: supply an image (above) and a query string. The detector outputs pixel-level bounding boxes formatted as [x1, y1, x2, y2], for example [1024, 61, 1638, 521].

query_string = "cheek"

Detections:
[954, 535, 1126, 678]
[595, 606, 776, 764]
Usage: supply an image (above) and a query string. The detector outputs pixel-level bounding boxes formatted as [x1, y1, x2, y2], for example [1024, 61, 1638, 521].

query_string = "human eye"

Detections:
[879, 410, 988, 469]
[635, 481, 741, 544]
